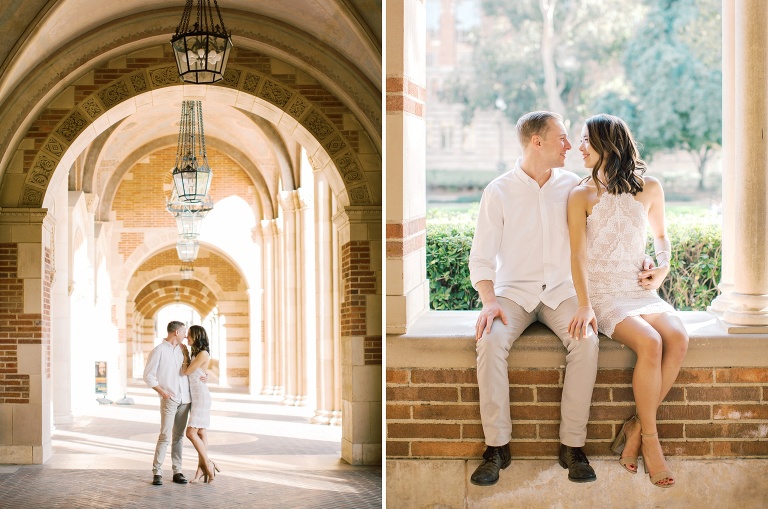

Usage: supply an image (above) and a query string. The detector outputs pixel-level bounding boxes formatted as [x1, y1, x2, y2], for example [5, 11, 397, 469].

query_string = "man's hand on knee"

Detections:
[476, 302, 508, 340]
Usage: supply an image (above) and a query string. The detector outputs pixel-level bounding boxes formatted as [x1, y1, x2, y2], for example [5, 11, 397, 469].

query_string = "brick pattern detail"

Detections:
[386, 77, 426, 117]
[340, 241, 380, 365]
[386, 367, 768, 459]
[386, 216, 426, 258]
[133, 249, 245, 294]
[364, 335, 382, 365]
[113, 146, 255, 231]
[0, 244, 32, 403]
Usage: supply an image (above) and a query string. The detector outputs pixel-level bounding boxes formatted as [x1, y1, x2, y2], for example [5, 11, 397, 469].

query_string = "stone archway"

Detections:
[10, 55, 376, 210]
[0, 43, 381, 466]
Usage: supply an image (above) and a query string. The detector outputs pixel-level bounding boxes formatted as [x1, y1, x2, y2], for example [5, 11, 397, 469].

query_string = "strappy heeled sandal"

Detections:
[610, 415, 639, 474]
[641, 432, 675, 488]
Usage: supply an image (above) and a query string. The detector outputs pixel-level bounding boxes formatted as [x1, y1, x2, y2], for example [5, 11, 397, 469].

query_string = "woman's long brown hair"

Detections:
[585, 114, 646, 195]
[187, 325, 210, 358]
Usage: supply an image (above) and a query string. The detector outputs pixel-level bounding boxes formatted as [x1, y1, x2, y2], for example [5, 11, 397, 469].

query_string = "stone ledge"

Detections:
[386, 310, 768, 368]
[386, 458, 768, 509]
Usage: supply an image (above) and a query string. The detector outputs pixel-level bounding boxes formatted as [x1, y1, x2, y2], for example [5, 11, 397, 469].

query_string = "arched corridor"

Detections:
[0, 0, 382, 472]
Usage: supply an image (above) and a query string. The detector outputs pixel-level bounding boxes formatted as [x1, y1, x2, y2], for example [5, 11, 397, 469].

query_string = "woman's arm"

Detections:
[182, 350, 210, 375]
[639, 177, 671, 290]
[567, 186, 597, 339]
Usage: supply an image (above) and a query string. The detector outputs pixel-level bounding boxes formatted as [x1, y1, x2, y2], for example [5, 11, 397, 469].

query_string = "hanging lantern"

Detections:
[176, 238, 200, 263]
[167, 191, 213, 238]
[171, 0, 233, 84]
[171, 101, 212, 203]
[180, 264, 194, 280]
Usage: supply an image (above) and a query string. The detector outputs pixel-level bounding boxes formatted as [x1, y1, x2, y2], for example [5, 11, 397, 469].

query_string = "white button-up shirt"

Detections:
[469, 159, 579, 312]
[143, 340, 191, 404]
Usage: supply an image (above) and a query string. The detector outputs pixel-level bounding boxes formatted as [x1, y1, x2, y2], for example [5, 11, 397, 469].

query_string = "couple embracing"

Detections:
[143, 321, 219, 485]
[469, 112, 689, 489]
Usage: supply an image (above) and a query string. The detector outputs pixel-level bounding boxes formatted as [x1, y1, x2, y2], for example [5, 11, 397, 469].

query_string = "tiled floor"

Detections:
[0, 383, 381, 508]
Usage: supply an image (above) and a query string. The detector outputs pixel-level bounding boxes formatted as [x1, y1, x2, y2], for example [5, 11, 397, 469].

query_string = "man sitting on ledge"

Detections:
[467, 110, 649, 486]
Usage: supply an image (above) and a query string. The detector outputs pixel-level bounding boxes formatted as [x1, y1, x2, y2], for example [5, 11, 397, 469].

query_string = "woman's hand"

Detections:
[568, 305, 597, 340]
[637, 265, 669, 291]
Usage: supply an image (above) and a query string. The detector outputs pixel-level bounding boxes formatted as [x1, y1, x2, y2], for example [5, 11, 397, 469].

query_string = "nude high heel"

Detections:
[610, 415, 639, 474]
[190, 460, 205, 482]
[641, 432, 675, 488]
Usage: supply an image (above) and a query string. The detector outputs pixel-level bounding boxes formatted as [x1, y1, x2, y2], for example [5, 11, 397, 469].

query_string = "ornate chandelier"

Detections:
[171, 100, 212, 203]
[168, 100, 214, 266]
[171, 0, 233, 84]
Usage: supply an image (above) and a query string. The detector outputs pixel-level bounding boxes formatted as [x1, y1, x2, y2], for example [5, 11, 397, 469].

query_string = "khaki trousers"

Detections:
[476, 296, 598, 447]
[152, 399, 191, 476]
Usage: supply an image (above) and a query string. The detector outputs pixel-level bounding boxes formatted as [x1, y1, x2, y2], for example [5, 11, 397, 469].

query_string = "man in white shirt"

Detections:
[144, 320, 192, 486]
[468, 111, 598, 485]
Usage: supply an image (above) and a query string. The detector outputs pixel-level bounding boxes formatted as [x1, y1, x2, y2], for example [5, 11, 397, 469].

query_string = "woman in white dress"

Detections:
[567, 114, 689, 488]
[182, 325, 217, 483]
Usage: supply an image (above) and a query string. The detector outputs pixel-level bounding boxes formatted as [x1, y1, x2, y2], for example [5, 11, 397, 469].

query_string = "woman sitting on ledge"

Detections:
[567, 114, 689, 488]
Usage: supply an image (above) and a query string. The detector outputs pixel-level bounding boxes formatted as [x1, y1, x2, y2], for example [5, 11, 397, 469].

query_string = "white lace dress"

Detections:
[187, 365, 211, 429]
[586, 192, 674, 338]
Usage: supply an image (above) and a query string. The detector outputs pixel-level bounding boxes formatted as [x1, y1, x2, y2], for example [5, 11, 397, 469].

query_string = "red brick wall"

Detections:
[340, 240, 381, 365]
[386, 367, 768, 459]
[0, 244, 32, 404]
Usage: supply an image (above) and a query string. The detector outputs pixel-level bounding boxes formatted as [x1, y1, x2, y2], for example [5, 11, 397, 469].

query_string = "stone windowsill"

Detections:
[386, 310, 768, 369]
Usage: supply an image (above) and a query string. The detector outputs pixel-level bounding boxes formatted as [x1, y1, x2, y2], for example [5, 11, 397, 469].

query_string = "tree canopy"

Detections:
[442, 0, 722, 187]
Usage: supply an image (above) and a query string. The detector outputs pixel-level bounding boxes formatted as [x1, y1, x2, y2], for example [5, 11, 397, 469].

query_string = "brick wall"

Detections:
[386, 367, 768, 459]
[133, 249, 245, 293]
[340, 240, 381, 365]
[113, 145, 256, 230]
[0, 244, 31, 404]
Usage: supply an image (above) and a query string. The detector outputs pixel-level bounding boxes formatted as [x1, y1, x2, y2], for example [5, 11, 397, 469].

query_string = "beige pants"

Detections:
[476, 296, 598, 447]
[152, 399, 191, 476]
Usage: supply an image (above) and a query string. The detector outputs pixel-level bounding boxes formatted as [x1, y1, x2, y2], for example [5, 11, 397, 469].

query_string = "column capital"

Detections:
[260, 218, 280, 237]
[0, 207, 50, 224]
[279, 189, 312, 211]
[333, 206, 382, 228]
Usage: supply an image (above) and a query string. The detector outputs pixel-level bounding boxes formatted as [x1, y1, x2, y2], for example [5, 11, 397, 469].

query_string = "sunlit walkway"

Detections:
[0, 382, 381, 508]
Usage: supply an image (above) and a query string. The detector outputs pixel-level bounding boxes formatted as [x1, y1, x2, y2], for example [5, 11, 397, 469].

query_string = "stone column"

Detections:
[260, 219, 280, 394]
[0, 208, 53, 464]
[279, 191, 301, 405]
[724, 0, 768, 329]
[52, 180, 72, 424]
[299, 188, 315, 407]
[709, 0, 736, 314]
[311, 175, 341, 424]
[336, 206, 382, 465]
[386, 0, 430, 334]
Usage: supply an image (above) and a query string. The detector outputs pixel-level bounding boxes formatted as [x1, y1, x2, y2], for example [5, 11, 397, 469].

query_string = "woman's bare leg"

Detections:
[186, 426, 213, 481]
[614, 313, 687, 478]
[609, 316, 672, 483]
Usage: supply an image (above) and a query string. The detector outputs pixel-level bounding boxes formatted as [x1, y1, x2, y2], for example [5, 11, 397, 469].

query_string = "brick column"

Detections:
[0, 208, 53, 464]
[335, 206, 382, 465]
[217, 300, 250, 387]
[724, 0, 768, 329]
[386, 0, 430, 334]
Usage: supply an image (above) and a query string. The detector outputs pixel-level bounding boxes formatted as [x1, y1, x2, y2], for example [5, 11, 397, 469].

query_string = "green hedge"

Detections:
[427, 216, 721, 311]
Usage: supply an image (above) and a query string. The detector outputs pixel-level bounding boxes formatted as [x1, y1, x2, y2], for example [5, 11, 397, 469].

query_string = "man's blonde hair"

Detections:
[516, 111, 563, 147]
